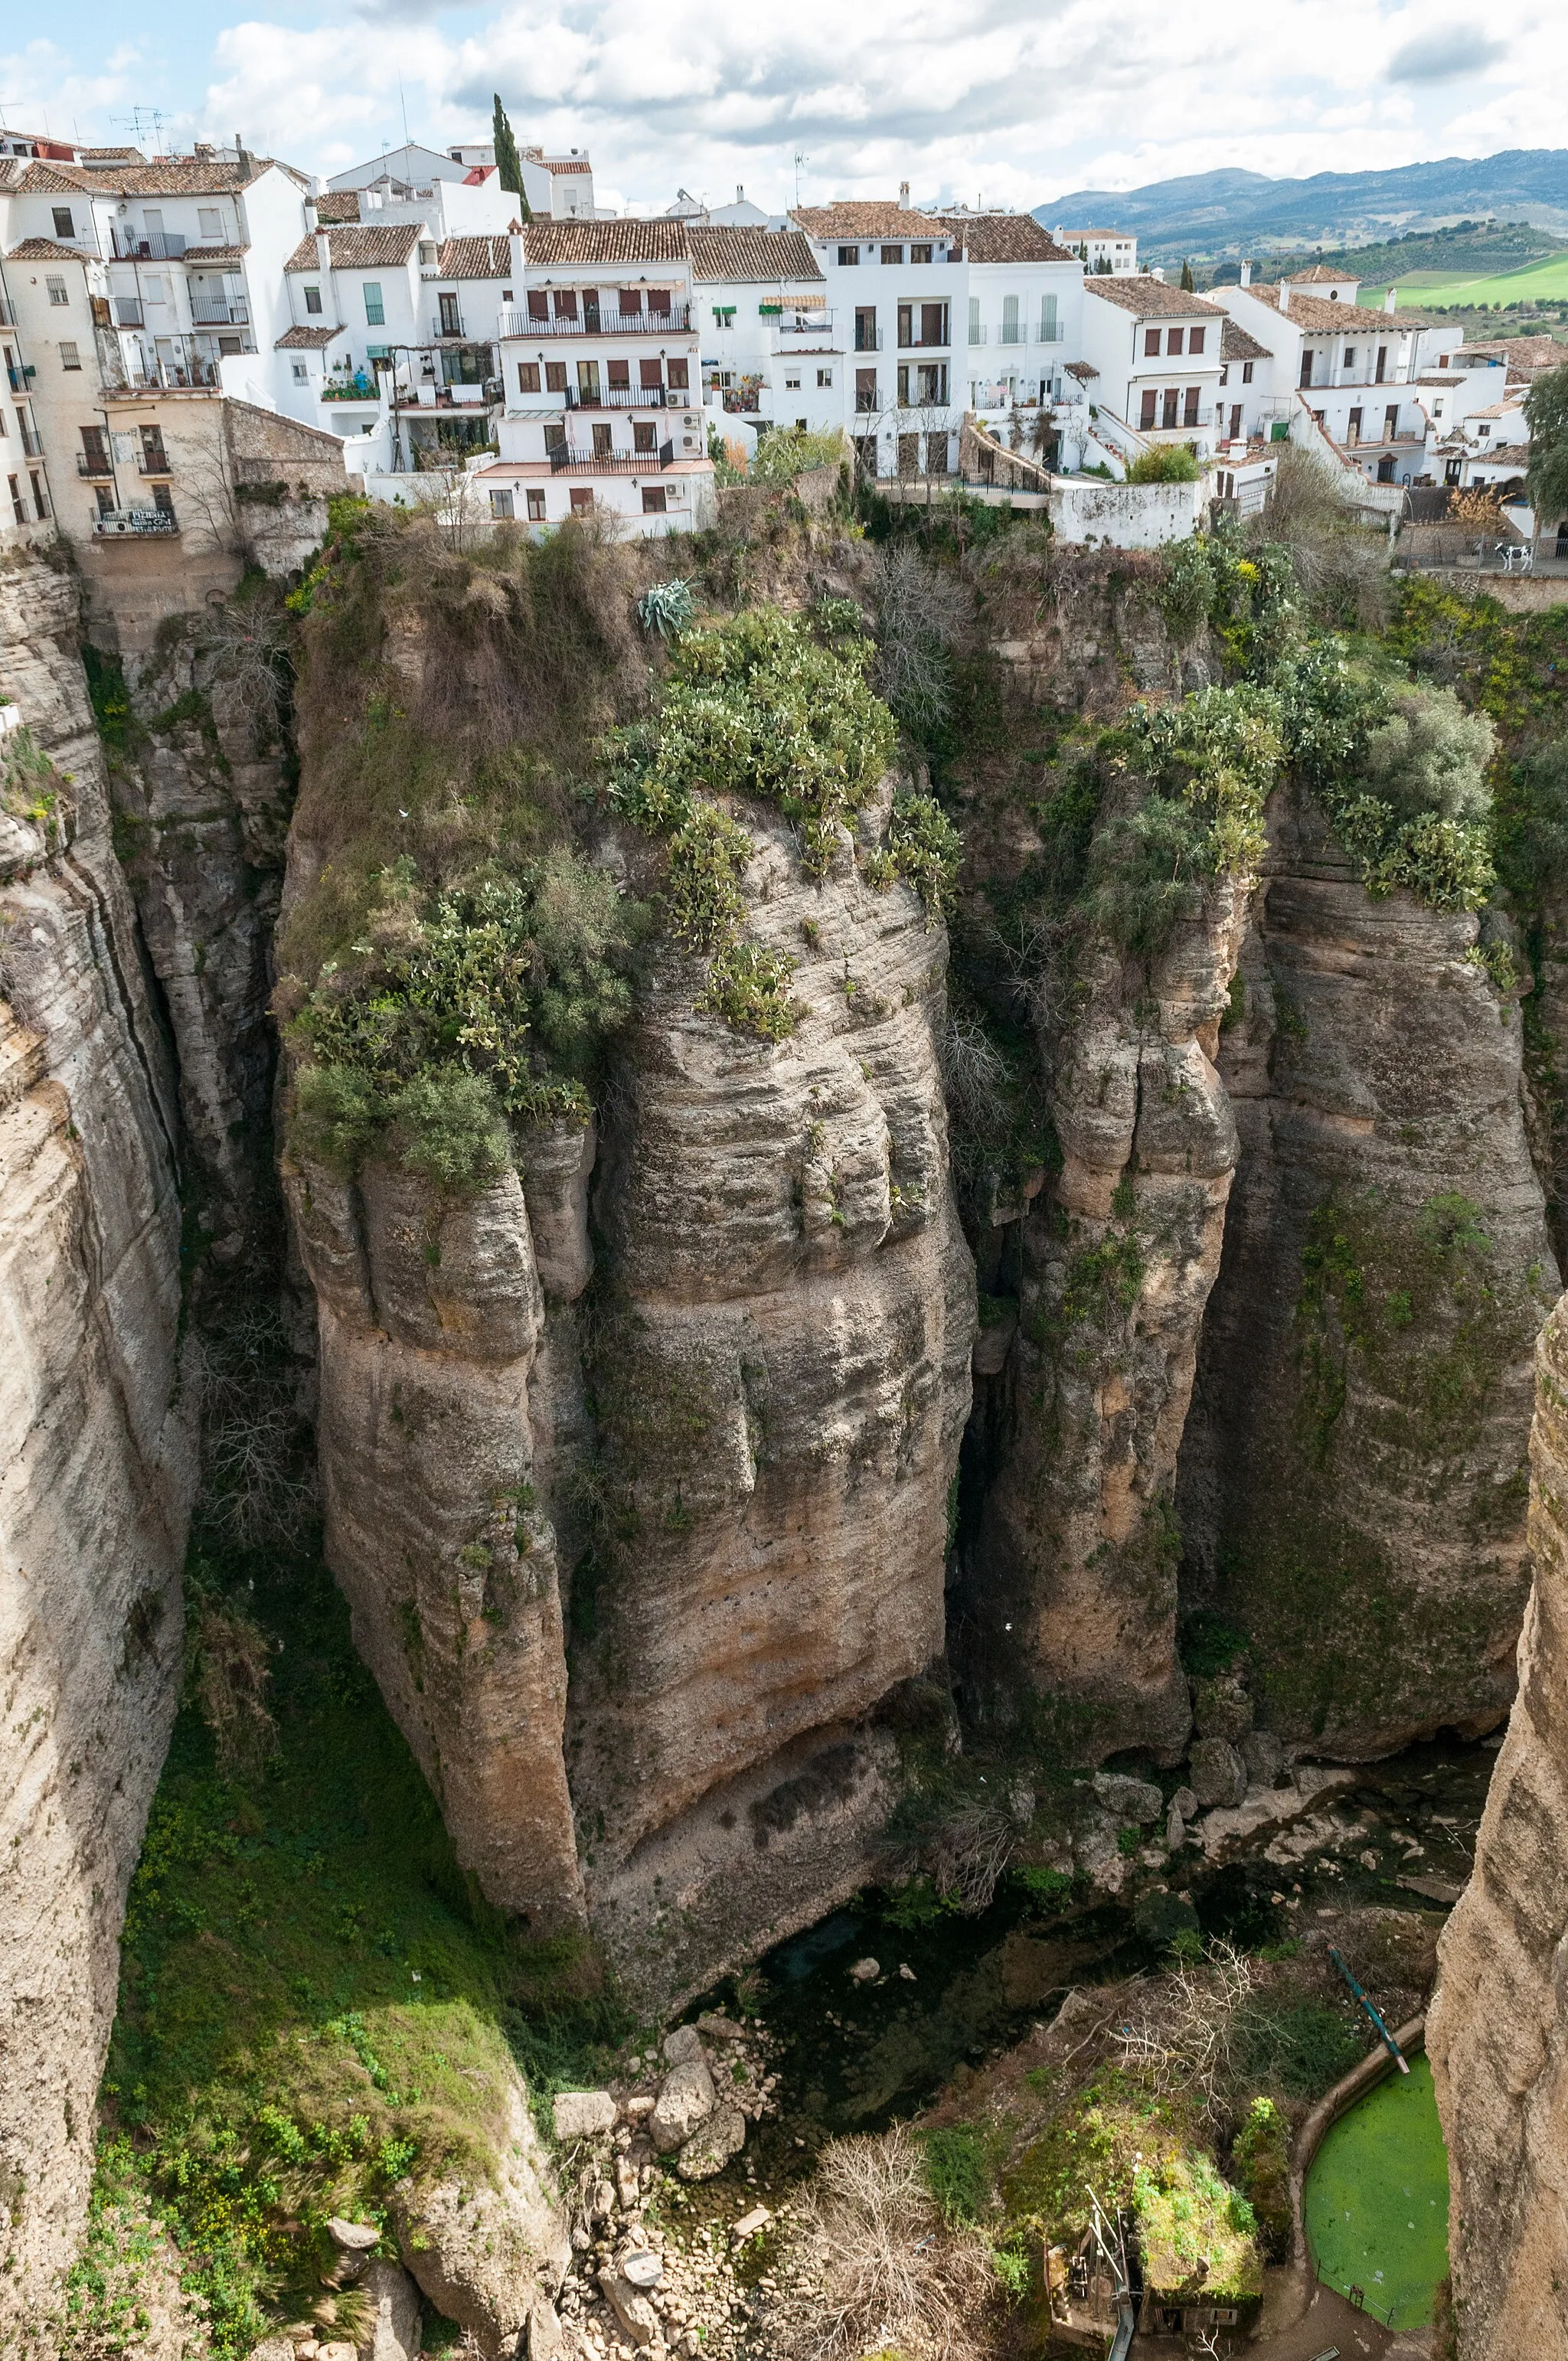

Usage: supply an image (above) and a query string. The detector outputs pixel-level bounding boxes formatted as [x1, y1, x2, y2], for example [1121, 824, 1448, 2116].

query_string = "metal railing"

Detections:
[776, 314, 832, 336]
[0, 298, 15, 326]
[969, 325, 987, 345]
[190, 299, 250, 327]
[110, 227, 187, 260]
[19, 426, 44, 458]
[496, 303, 691, 338]
[564, 385, 671, 410]
[113, 300, 145, 328]
[432, 312, 466, 341]
[548, 439, 674, 474]
[138, 453, 172, 475]
[854, 327, 884, 351]
[94, 505, 178, 535]
[77, 452, 113, 476]
[8, 361, 36, 391]
[900, 334, 950, 351]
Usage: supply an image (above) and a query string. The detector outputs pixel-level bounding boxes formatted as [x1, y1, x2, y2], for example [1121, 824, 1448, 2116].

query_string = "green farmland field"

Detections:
[1362, 254, 1568, 311]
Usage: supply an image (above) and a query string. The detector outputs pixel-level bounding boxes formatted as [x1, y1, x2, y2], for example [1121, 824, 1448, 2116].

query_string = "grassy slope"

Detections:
[97, 1536, 626, 2356]
[1370, 255, 1568, 309]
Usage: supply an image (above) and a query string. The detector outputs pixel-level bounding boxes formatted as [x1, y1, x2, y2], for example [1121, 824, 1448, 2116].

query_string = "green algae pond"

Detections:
[1303, 2052, 1450, 2329]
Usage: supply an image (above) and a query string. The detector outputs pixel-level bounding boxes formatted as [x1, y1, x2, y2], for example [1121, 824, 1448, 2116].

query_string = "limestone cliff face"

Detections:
[0, 557, 194, 2327]
[1428, 1291, 1568, 2361]
[956, 880, 1250, 1762]
[286, 792, 974, 2006]
[1178, 786, 1557, 1753]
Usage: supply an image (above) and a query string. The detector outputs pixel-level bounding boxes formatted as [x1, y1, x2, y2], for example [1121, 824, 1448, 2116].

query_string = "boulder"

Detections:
[553, 2090, 616, 2141]
[599, 2269, 658, 2346]
[662, 2024, 705, 2065]
[1240, 1728, 1287, 1787]
[650, 2060, 717, 2154]
[695, 2013, 746, 2043]
[1165, 1801, 1187, 1851]
[1171, 1785, 1198, 1821]
[1188, 1736, 1247, 1811]
[390, 2071, 569, 2360]
[328, 2219, 381, 2254]
[247, 2343, 296, 2361]
[1093, 1772, 1164, 1825]
[676, 2106, 746, 2181]
[1191, 1672, 1253, 1741]
[527, 2298, 567, 2359]
[356, 2259, 421, 2361]
[848, 1957, 880, 1983]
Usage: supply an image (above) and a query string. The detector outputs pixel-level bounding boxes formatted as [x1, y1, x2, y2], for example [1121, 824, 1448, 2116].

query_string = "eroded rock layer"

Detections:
[1429, 1291, 1568, 2361]
[1178, 786, 1556, 1753]
[0, 558, 194, 2327]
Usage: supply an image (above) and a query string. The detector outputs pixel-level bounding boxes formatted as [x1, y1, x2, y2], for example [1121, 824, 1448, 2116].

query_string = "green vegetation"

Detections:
[1230, 2095, 1290, 2258]
[0, 720, 64, 837]
[923, 2125, 991, 2225]
[1526, 361, 1568, 525]
[748, 425, 849, 485]
[1303, 2056, 1450, 2330]
[1126, 444, 1200, 484]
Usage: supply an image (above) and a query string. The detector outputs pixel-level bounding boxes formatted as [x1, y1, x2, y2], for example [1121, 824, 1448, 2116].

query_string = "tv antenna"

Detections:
[113, 106, 169, 153]
[794, 150, 809, 208]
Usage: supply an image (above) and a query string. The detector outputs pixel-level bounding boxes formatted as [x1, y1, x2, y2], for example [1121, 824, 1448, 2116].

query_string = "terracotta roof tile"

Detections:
[1288, 264, 1358, 284]
[790, 202, 946, 240]
[17, 155, 291, 196]
[1085, 275, 1226, 321]
[1221, 318, 1271, 361]
[522, 217, 689, 266]
[184, 245, 250, 266]
[545, 158, 593, 175]
[6, 237, 92, 263]
[284, 223, 421, 273]
[315, 191, 361, 223]
[434, 235, 513, 280]
[1247, 283, 1404, 333]
[688, 226, 823, 283]
[933, 212, 1077, 263]
[276, 323, 343, 348]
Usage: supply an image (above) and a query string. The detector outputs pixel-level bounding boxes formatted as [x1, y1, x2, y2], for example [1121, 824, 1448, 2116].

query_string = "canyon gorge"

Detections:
[2, 484, 1566, 2359]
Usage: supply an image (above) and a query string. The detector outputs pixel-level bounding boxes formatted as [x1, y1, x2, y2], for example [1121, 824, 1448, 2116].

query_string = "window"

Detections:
[151, 481, 174, 517]
[1375, 345, 1387, 383]
[639, 357, 663, 389]
[439, 292, 462, 335]
[1344, 348, 1357, 372]
[852, 433, 877, 475]
[1144, 328, 1161, 356]
[591, 420, 612, 456]
[647, 288, 671, 318]
[46, 276, 68, 307]
[490, 488, 515, 519]
[881, 244, 903, 264]
[1183, 385, 1200, 426]
[854, 367, 877, 413]
[607, 358, 630, 390]
[526, 488, 546, 519]
[8, 474, 24, 526]
[711, 304, 736, 325]
[1001, 295, 1020, 345]
[1230, 403, 1242, 439]
[1161, 387, 1178, 427]
[362, 282, 384, 325]
[1219, 364, 1229, 387]
[897, 430, 919, 475]
[198, 207, 224, 241]
[817, 367, 833, 387]
[569, 487, 593, 511]
[554, 289, 578, 319]
[1040, 294, 1058, 342]
[837, 246, 859, 266]
[52, 206, 74, 239]
[1187, 327, 1204, 354]
[292, 361, 309, 383]
[80, 426, 109, 473]
[1347, 407, 1363, 444]
[31, 469, 50, 519]
[528, 291, 550, 320]
[632, 420, 656, 452]
[1166, 327, 1184, 354]
[642, 486, 667, 513]
[785, 371, 802, 390]
[577, 358, 600, 400]
[910, 243, 933, 263]
[666, 357, 688, 390]
[1299, 351, 1313, 388]
[545, 361, 567, 392]
[1384, 403, 1400, 437]
[969, 295, 981, 345]
[517, 361, 541, 393]
[618, 287, 642, 315]
[59, 341, 81, 370]
[139, 425, 169, 472]
[854, 306, 877, 351]
[1242, 360, 1254, 384]
[304, 284, 323, 315]
[544, 420, 567, 452]
[1139, 388, 1157, 429]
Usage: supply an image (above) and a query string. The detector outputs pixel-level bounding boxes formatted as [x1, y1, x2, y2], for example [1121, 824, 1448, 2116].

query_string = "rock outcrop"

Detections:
[957, 878, 1251, 1762]
[1428, 1289, 1568, 2361]
[287, 792, 974, 2005]
[1178, 788, 1557, 1754]
[0, 556, 194, 2329]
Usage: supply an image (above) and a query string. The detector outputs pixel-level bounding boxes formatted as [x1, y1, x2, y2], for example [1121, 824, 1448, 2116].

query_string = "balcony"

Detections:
[0, 298, 15, 326]
[854, 327, 884, 352]
[968, 325, 987, 345]
[899, 334, 950, 351]
[548, 439, 675, 474]
[431, 312, 467, 341]
[19, 426, 44, 459]
[110, 227, 187, 260]
[563, 385, 674, 410]
[138, 454, 172, 476]
[7, 361, 36, 392]
[77, 452, 113, 477]
[113, 300, 145, 328]
[190, 298, 250, 328]
[94, 505, 178, 536]
[496, 303, 691, 339]
[777, 313, 833, 338]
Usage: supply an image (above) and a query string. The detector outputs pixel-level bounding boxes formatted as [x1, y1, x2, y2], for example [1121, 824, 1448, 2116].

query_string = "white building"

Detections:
[1077, 276, 1228, 455]
[480, 216, 714, 536]
[1215, 266, 1456, 486]
[940, 211, 1082, 429]
[691, 224, 839, 438]
[1055, 227, 1138, 276]
[1215, 316, 1281, 447]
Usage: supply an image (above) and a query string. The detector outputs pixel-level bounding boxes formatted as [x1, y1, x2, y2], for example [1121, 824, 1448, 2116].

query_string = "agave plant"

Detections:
[636, 576, 695, 642]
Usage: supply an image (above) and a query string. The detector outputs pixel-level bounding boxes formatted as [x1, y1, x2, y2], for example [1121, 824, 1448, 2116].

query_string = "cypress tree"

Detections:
[492, 95, 529, 221]
[1180, 256, 1195, 292]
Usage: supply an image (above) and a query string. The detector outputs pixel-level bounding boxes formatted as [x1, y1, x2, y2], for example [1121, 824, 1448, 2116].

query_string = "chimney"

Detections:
[1385, 286, 1397, 315]
[1240, 259, 1252, 287]
[302, 193, 318, 230]
[898, 180, 910, 211]
[315, 228, 332, 276]
[509, 222, 525, 287]
[234, 130, 253, 180]
[1279, 282, 1290, 313]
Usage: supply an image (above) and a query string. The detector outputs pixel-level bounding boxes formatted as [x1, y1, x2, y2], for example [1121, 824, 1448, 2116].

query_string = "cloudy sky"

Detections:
[3, 0, 1563, 212]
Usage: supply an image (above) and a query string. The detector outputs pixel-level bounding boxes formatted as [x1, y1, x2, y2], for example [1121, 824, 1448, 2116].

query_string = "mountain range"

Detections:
[1036, 149, 1568, 259]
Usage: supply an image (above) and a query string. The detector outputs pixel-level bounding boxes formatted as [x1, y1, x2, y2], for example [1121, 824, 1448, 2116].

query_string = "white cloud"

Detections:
[9, 0, 1566, 215]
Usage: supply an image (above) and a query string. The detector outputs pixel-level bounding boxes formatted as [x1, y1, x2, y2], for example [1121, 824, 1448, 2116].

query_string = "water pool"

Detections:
[1302, 2052, 1449, 2330]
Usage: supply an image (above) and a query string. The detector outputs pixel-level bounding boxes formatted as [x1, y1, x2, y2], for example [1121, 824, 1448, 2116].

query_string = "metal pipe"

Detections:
[1329, 1948, 1410, 2072]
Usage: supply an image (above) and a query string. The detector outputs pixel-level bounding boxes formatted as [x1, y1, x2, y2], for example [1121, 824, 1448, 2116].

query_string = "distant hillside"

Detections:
[1037, 150, 1568, 260]
[1197, 219, 1567, 289]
